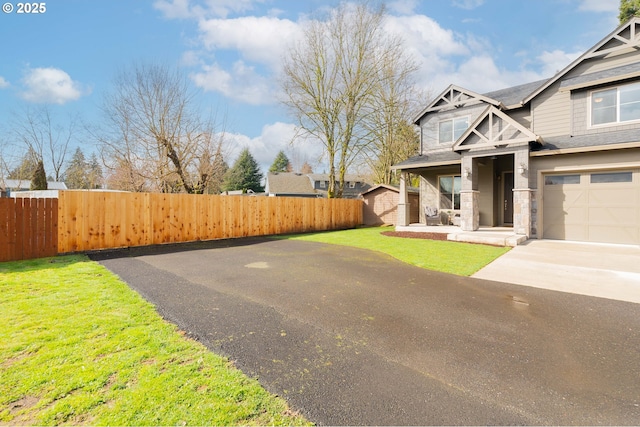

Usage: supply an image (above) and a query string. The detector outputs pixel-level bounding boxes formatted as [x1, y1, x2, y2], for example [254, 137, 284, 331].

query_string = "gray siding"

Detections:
[531, 80, 571, 137]
[419, 104, 487, 152]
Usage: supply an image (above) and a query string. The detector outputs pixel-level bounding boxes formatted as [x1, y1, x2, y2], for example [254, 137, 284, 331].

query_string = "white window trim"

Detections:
[588, 81, 640, 129]
[437, 116, 470, 144]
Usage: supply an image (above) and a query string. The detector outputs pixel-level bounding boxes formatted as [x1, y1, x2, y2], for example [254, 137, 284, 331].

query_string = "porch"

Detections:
[394, 224, 528, 247]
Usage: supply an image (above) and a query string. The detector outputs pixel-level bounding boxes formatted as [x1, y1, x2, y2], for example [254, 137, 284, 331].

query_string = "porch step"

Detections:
[447, 232, 527, 247]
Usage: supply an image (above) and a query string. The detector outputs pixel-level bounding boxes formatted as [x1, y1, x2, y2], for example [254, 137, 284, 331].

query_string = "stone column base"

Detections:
[513, 188, 532, 236]
[460, 190, 479, 231]
[396, 203, 410, 227]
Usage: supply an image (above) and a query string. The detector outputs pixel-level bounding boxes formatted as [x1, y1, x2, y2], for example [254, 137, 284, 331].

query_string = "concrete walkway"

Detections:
[395, 225, 527, 246]
[472, 239, 640, 304]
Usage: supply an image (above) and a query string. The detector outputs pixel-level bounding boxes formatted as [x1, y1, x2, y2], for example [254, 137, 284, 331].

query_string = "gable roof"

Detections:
[361, 184, 418, 196]
[413, 84, 502, 124]
[453, 106, 541, 152]
[481, 79, 549, 108]
[265, 172, 316, 196]
[523, 17, 640, 104]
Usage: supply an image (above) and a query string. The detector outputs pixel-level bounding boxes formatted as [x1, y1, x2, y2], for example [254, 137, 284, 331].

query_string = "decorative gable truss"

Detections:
[453, 106, 541, 152]
[585, 18, 640, 59]
[414, 84, 502, 121]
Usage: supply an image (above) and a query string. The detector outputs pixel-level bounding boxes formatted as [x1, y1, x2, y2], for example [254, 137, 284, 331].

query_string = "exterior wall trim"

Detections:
[530, 141, 640, 157]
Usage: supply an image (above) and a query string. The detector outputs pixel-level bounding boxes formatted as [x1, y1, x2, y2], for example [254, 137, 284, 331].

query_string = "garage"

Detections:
[543, 169, 640, 245]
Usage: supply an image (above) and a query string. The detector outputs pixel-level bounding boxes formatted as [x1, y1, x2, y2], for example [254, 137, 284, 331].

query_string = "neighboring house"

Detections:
[1, 179, 68, 198]
[265, 172, 372, 199]
[308, 173, 372, 199]
[264, 172, 320, 197]
[361, 184, 419, 226]
[393, 18, 640, 245]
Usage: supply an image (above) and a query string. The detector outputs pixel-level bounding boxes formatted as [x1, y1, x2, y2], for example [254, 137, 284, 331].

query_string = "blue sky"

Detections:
[0, 0, 620, 174]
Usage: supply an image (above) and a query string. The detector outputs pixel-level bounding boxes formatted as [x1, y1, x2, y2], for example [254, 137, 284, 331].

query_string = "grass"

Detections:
[276, 226, 510, 276]
[0, 255, 311, 426]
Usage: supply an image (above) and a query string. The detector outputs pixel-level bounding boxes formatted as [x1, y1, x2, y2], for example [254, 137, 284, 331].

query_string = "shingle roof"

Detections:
[265, 172, 316, 195]
[391, 151, 462, 170]
[482, 79, 550, 108]
[532, 129, 640, 152]
[559, 62, 640, 90]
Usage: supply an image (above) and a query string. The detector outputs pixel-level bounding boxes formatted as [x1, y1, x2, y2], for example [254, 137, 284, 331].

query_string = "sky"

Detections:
[0, 0, 621, 176]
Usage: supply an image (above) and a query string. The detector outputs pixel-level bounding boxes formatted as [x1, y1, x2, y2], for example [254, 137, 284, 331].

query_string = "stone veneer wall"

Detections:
[512, 189, 532, 236]
[460, 190, 479, 231]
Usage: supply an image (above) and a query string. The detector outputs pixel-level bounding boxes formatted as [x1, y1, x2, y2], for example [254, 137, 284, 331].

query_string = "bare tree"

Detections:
[281, 2, 418, 197]
[97, 63, 227, 193]
[10, 105, 75, 181]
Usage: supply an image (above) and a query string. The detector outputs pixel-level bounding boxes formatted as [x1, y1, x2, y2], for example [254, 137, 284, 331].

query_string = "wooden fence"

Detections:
[0, 197, 58, 262]
[57, 191, 362, 254]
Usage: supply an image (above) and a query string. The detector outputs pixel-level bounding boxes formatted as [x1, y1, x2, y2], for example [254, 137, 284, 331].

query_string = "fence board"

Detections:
[0, 198, 58, 262]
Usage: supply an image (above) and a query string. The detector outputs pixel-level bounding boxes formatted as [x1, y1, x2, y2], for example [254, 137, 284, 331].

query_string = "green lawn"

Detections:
[0, 255, 310, 426]
[277, 226, 510, 276]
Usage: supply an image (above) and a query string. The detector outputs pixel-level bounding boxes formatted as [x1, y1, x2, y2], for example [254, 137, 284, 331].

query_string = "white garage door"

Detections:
[543, 169, 640, 244]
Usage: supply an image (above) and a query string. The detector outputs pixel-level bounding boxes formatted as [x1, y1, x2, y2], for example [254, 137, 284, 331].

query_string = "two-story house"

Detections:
[393, 17, 640, 245]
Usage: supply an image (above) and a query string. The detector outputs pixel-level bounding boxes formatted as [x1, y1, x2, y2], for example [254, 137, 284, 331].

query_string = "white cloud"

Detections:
[191, 60, 273, 105]
[20, 67, 88, 104]
[578, 0, 618, 12]
[154, 0, 262, 19]
[537, 49, 582, 77]
[387, 0, 418, 15]
[0, 76, 9, 89]
[225, 122, 326, 173]
[197, 15, 300, 69]
[451, 0, 484, 10]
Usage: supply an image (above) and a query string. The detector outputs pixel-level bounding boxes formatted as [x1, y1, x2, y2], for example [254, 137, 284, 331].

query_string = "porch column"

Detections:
[397, 171, 410, 226]
[460, 156, 479, 231]
[513, 150, 532, 236]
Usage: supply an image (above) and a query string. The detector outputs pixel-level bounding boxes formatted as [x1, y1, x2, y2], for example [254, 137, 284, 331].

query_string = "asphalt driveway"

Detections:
[92, 237, 640, 425]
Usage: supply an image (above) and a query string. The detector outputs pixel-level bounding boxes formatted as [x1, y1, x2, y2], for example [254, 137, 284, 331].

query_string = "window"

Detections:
[439, 176, 461, 209]
[438, 117, 469, 143]
[591, 82, 640, 126]
[590, 171, 632, 183]
[544, 175, 580, 185]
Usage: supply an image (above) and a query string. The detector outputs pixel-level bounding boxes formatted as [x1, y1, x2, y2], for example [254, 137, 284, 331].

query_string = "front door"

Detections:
[503, 171, 514, 225]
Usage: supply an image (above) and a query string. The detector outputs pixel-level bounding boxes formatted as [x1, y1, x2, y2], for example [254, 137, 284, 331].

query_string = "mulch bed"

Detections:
[381, 231, 449, 241]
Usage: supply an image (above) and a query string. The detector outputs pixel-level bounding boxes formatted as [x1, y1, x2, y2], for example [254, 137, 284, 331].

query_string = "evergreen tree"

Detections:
[269, 150, 291, 173]
[223, 148, 264, 193]
[65, 147, 90, 189]
[88, 153, 103, 189]
[619, 0, 640, 23]
[208, 145, 229, 194]
[31, 160, 48, 190]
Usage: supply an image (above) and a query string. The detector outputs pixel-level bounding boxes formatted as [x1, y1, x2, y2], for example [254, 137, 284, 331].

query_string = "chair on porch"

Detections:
[424, 206, 441, 226]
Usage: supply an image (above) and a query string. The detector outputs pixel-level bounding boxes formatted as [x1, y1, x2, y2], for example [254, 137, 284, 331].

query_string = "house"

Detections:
[1, 179, 68, 198]
[264, 172, 320, 197]
[392, 18, 640, 245]
[361, 184, 419, 226]
[265, 172, 372, 198]
[307, 173, 372, 199]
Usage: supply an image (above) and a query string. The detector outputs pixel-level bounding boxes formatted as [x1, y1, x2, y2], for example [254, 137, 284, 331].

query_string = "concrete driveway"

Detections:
[473, 239, 640, 304]
[92, 238, 640, 425]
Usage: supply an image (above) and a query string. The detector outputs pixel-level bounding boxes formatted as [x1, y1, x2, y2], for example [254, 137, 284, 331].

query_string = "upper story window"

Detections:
[591, 82, 640, 126]
[438, 117, 469, 143]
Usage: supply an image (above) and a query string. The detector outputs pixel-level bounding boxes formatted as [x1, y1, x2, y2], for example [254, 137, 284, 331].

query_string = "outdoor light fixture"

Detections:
[464, 167, 471, 178]
[518, 162, 527, 175]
